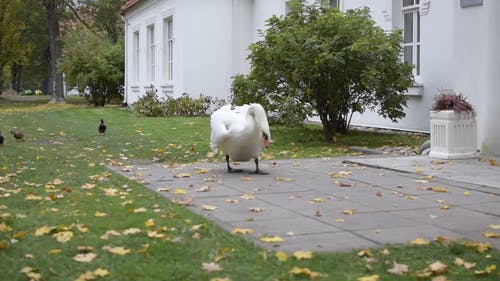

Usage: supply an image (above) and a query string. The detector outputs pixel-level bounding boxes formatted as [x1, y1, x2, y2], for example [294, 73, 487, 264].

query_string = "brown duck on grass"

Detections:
[11, 130, 24, 141]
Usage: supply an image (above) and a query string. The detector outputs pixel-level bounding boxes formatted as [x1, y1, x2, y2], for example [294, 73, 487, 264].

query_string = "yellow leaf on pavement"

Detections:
[231, 228, 254, 235]
[172, 188, 187, 195]
[488, 224, 500, 229]
[410, 237, 430, 245]
[343, 209, 356, 215]
[202, 205, 218, 211]
[260, 236, 284, 243]
[482, 232, 500, 238]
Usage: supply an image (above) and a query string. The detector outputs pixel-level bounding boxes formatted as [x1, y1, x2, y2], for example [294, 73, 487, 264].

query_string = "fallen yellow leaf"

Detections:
[343, 209, 356, 215]
[94, 211, 107, 217]
[454, 257, 476, 269]
[174, 173, 191, 178]
[52, 231, 73, 243]
[387, 262, 409, 275]
[289, 267, 322, 279]
[48, 249, 62, 255]
[202, 205, 218, 211]
[482, 232, 500, 238]
[474, 264, 496, 275]
[73, 253, 98, 263]
[231, 228, 254, 235]
[260, 236, 284, 243]
[93, 268, 109, 277]
[172, 188, 187, 195]
[102, 245, 131, 255]
[488, 224, 500, 229]
[293, 250, 313, 260]
[463, 191, 471, 196]
[144, 219, 155, 227]
[410, 237, 430, 245]
[357, 274, 379, 281]
[275, 251, 288, 262]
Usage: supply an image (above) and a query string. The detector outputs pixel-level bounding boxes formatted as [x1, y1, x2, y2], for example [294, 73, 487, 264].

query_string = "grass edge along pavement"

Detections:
[0, 103, 498, 281]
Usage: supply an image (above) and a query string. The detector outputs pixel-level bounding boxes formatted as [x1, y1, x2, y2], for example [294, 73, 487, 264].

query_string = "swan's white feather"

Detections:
[210, 103, 270, 162]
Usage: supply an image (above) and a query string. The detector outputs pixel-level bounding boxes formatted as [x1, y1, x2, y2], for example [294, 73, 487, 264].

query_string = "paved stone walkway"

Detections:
[107, 155, 500, 252]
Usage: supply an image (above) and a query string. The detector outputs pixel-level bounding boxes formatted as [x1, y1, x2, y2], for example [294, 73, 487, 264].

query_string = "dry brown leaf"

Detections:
[387, 262, 408, 275]
[249, 207, 264, 212]
[202, 262, 223, 272]
[429, 261, 447, 274]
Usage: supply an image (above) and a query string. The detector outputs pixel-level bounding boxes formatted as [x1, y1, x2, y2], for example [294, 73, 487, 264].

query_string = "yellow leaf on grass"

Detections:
[410, 237, 429, 245]
[357, 249, 373, 258]
[93, 268, 109, 277]
[231, 228, 254, 235]
[474, 264, 496, 275]
[461, 241, 491, 253]
[48, 249, 62, 255]
[73, 253, 98, 263]
[123, 228, 141, 235]
[144, 219, 155, 227]
[293, 250, 313, 260]
[482, 232, 500, 238]
[289, 267, 322, 279]
[357, 274, 379, 281]
[53, 231, 73, 243]
[275, 251, 288, 262]
[0, 222, 13, 232]
[94, 211, 107, 217]
[102, 245, 131, 255]
[13, 230, 26, 239]
[260, 236, 284, 243]
[35, 226, 52, 236]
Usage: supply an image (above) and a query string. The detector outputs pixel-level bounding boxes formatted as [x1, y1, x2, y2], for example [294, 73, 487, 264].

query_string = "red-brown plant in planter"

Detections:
[431, 89, 475, 113]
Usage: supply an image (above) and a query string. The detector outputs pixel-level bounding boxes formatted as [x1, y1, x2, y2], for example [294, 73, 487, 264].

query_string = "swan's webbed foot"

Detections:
[226, 154, 243, 173]
[249, 158, 268, 175]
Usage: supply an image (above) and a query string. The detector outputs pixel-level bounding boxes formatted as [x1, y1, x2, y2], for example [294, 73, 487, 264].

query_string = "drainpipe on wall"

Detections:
[122, 15, 129, 106]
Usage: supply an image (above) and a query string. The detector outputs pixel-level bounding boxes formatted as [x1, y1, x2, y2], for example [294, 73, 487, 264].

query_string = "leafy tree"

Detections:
[0, 0, 32, 92]
[232, 0, 414, 141]
[59, 29, 124, 106]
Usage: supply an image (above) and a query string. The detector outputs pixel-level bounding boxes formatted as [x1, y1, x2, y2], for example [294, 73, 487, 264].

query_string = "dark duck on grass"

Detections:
[98, 119, 107, 135]
[11, 130, 24, 141]
[0, 131, 4, 146]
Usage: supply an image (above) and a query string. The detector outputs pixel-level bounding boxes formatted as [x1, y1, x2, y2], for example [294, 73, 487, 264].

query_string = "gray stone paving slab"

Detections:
[107, 154, 500, 253]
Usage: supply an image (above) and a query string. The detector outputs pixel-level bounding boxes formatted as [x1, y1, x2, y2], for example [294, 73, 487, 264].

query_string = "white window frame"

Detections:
[402, 0, 420, 77]
[163, 16, 174, 82]
[146, 24, 155, 82]
[132, 30, 140, 82]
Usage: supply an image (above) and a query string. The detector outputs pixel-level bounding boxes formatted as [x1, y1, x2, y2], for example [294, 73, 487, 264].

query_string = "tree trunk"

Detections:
[45, 0, 64, 103]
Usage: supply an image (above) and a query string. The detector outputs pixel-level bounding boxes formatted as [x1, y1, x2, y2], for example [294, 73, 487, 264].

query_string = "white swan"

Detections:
[210, 103, 271, 175]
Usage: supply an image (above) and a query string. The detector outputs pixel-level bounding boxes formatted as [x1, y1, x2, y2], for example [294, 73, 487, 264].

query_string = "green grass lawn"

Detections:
[0, 100, 498, 281]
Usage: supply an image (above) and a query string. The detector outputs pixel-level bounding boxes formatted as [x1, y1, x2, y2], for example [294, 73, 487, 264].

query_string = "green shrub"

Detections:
[133, 90, 225, 117]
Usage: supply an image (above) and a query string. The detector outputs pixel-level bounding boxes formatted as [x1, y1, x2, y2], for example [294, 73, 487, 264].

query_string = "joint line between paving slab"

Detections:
[342, 159, 500, 196]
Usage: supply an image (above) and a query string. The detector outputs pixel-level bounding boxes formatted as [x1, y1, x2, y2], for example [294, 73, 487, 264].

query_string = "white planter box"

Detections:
[429, 110, 478, 159]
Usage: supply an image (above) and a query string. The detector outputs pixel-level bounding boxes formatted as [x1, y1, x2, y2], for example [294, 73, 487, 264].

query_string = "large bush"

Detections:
[232, 0, 414, 141]
[60, 29, 124, 106]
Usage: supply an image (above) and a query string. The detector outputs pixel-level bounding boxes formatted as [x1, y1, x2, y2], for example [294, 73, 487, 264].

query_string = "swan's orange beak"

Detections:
[263, 133, 270, 149]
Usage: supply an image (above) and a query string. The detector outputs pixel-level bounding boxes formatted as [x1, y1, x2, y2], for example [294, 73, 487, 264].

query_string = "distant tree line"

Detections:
[0, 0, 126, 105]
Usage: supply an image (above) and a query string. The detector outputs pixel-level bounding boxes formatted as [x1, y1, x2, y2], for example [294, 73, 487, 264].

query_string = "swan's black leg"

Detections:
[226, 154, 242, 173]
[250, 158, 268, 175]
